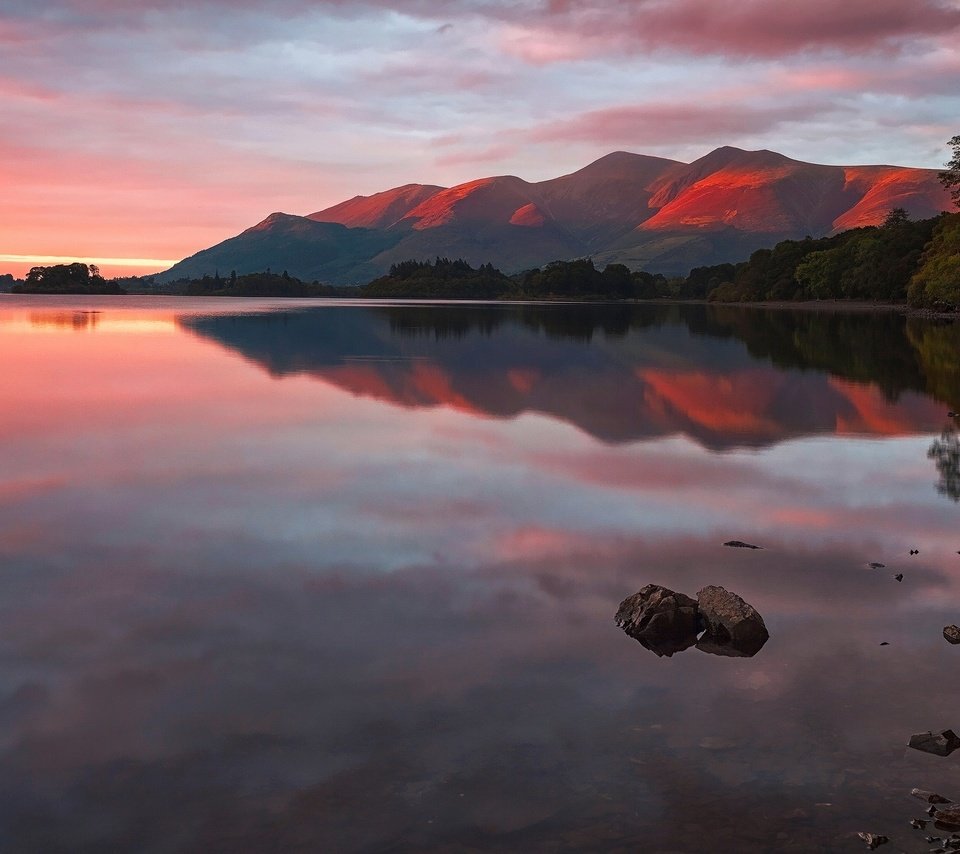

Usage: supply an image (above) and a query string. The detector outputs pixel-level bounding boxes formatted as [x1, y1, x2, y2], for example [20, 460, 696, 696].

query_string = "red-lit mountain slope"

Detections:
[160, 147, 954, 284]
[308, 184, 445, 229]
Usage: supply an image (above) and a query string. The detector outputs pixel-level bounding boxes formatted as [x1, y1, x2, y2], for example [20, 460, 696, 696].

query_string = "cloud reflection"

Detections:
[1, 299, 959, 850]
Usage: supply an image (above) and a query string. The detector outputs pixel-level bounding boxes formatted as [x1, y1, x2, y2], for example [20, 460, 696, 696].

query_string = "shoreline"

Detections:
[653, 298, 958, 321]
[4, 290, 957, 321]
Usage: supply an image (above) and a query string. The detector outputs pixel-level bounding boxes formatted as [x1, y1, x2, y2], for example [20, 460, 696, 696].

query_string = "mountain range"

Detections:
[160, 146, 953, 284]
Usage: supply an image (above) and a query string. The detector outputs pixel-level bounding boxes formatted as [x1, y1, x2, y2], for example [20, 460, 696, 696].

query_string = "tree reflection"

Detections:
[928, 428, 960, 502]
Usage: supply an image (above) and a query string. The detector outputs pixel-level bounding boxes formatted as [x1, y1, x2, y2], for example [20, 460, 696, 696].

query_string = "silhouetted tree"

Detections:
[883, 207, 910, 227]
[940, 135, 960, 207]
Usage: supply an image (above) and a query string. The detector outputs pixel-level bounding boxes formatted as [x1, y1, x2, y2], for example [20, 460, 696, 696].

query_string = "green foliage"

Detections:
[13, 263, 125, 295]
[362, 257, 512, 299]
[940, 135, 960, 208]
[184, 270, 338, 297]
[517, 259, 668, 299]
[705, 215, 939, 304]
[908, 213, 960, 309]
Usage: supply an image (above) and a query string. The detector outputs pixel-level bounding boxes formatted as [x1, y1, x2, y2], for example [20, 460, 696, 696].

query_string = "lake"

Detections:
[1, 295, 959, 853]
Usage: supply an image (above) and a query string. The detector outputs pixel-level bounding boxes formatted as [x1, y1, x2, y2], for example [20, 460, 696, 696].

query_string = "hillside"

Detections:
[159, 147, 954, 284]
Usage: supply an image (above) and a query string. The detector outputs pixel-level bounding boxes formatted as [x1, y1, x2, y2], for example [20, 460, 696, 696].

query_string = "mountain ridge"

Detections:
[160, 146, 953, 284]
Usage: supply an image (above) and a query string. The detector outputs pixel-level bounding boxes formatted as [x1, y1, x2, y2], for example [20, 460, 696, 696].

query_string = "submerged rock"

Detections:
[614, 584, 699, 657]
[869, 562, 886, 569]
[909, 730, 960, 757]
[913, 789, 952, 804]
[857, 831, 889, 849]
[895, 573, 904, 582]
[723, 540, 762, 549]
[695, 585, 769, 657]
[945, 626, 960, 645]
[933, 805, 960, 828]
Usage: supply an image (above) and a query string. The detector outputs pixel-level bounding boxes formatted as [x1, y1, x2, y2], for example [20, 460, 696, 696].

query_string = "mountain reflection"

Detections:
[181, 304, 957, 450]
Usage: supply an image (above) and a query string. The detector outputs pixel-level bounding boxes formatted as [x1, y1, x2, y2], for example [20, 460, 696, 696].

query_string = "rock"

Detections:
[944, 626, 960, 645]
[949, 411, 957, 418]
[614, 585, 699, 657]
[695, 585, 769, 657]
[934, 805, 960, 828]
[909, 730, 960, 757]
[723, 540, 762, 549]
[913, 789, 952, 804]
[912, 818, 928, 828]
[895, 573, 904, 582]
[857, 832, 889, 849]
[911, 549, 920, 555]
[699, 736, 738, 750]
[880, 642, 890, 646]
[869, 562, 886, 569]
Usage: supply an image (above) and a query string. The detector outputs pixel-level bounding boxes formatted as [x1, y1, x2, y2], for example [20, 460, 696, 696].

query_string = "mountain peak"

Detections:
[162, 147, 953, 284]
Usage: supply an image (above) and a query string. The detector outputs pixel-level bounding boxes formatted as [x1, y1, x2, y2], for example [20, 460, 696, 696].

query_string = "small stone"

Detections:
[880, 642, 890, 646]
[948, 411, 957, 418]
[723, 540, 762, 549]
[913, 818, 929, 829]
[869, 562, 886, 569]
[914, 789, 952, 804]
[910, 730, 960, 757]
[931, 806, 940, 816]
[944, 626, 960, 645]
[699, 736, 738, 750]
[935, 805, 960, 828]
[895, 573, 904, 582]
[857, 832, 889, 849]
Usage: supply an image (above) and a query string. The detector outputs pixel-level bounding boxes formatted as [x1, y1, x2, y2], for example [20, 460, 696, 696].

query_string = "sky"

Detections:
[2, 0, 960, 277]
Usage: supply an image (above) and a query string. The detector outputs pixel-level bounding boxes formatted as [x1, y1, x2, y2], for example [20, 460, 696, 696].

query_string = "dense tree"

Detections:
[940, 135, 960, 208]
[13, 263, 125, 294]
[908, 213, 960, 308]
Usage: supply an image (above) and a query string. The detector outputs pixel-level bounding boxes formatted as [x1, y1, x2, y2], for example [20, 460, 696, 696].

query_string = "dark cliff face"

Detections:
[158, 147, 953, 285]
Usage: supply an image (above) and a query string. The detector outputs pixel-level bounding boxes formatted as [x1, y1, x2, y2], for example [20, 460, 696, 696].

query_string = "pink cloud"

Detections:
[516, 0, 960, 60]
[434, 143, 518, 167]
[525, 101, 840, 146]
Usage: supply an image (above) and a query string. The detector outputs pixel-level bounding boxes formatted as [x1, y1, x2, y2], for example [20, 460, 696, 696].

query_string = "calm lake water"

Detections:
[1, 295, 959, 853]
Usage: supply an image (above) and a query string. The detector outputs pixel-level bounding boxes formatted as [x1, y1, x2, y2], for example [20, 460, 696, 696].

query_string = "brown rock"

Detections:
[934, 804, 960, 828]
[695, 585, 769, 657]
[909, 730, 960, 757]
[944, 626, 960, 645]
[913, 788, 952, 804]
[614, 584, 699, 657]
[857, 831, 889, 849]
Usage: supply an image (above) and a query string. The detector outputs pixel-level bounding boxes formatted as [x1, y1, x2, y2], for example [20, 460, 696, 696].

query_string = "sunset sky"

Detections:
[2, 0, 960, 277]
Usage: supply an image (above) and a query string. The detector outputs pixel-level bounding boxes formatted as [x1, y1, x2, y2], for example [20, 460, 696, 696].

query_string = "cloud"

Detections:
[509, 0, 960, 61]
[524, 100, 844, 146]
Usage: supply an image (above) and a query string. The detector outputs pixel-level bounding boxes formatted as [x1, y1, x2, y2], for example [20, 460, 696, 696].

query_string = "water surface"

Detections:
[1, 296, 959, 852]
